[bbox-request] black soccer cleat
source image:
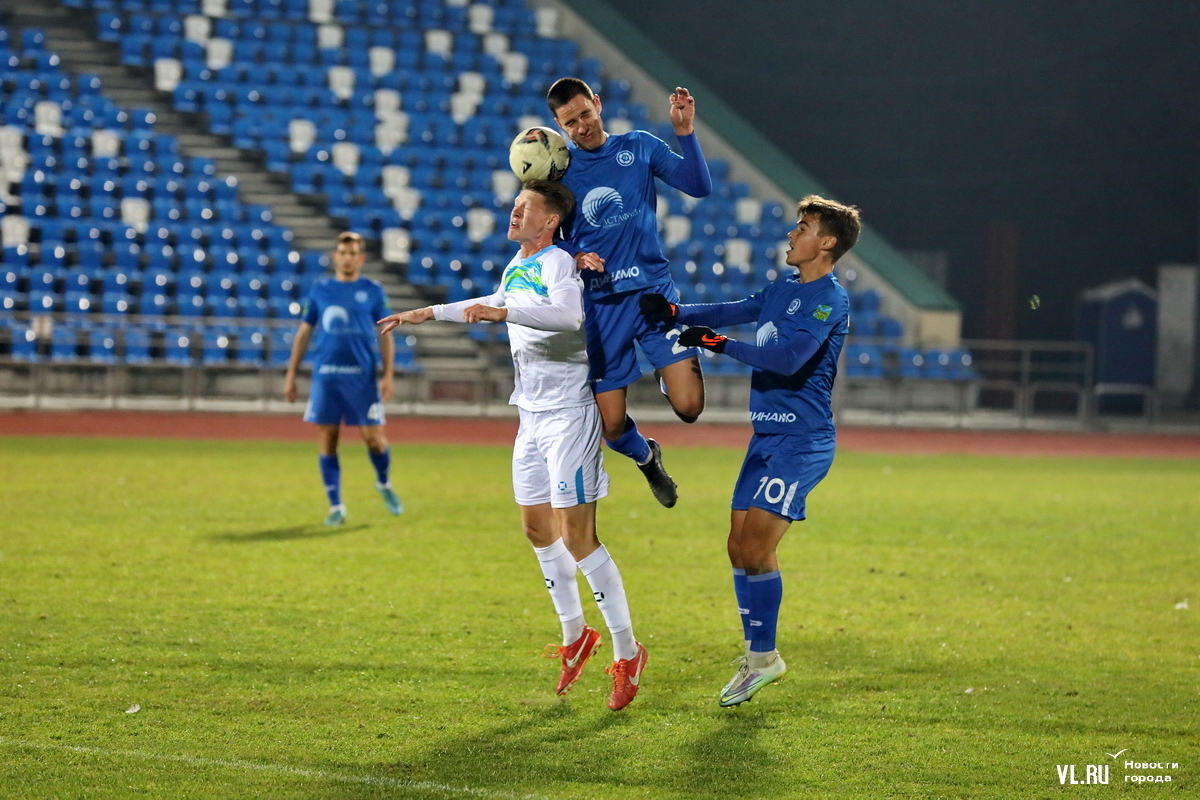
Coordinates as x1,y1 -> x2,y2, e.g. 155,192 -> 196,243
637,438 -> 678,508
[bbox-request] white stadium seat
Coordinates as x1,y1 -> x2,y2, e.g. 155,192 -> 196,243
288,118 -> 316,153
381,227 -> 412,263
368,47 -> 395,77
154,58 -> 182,93
184,15 -> 211,44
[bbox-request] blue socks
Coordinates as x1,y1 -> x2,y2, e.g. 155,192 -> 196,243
368,446 -> 391,486
318,454 -> 341,507
605,415 -> 651,464
746,571 -> 783,654
732,568 -> 751,642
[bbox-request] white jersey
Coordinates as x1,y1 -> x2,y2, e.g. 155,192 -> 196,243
432,245 -> 592,412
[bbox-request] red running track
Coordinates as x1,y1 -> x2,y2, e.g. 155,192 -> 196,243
1,410 -> 1198,459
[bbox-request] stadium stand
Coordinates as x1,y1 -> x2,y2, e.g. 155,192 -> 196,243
0,0 -> 977,409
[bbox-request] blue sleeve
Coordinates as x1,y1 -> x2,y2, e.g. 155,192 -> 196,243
301,287 -> 319,326
677,294 -> 761,328
723,329 -> 822,376
374,283 -> 391,321
649,132 -> 712,198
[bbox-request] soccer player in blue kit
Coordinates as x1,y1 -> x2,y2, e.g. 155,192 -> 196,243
283,232 -> 403,526
641,195 -> 861,706
548,78 -> 713,508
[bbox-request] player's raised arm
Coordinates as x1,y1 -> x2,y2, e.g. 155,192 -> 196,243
656,87 -> 711,198
669,87 -> 695,136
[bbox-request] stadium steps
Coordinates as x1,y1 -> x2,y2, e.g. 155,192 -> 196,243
5,0 -> 488,373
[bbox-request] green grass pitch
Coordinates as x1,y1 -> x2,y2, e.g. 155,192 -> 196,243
0,435 -> 1197,798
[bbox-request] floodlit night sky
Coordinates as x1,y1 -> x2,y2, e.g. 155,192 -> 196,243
605,0 -> 1200,338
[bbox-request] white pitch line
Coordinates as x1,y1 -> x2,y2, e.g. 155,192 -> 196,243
0,738 -> 553,799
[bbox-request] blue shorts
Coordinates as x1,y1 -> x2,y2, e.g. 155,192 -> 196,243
304,376 -> 384,426
731,433 -> 836,522
583,282 -> 699,394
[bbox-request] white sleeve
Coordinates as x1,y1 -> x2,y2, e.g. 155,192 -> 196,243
503,251 -> 584,332
431,289 -> 505,323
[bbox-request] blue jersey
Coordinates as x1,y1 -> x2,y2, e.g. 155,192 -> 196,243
681,273 -> 850,437
301,276 -> 391,379
561,130 -> 705,297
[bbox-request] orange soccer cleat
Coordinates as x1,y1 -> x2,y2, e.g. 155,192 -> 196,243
605,641 -> 648,710
542,626 -> 602,696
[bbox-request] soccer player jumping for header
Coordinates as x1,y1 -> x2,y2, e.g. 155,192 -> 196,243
284,231 -> 403,526
378,181 -> 648,710
548,78 -> 713,509
641,195 -> 860,706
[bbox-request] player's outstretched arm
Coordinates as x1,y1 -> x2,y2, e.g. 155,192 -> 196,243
377,307 -> 434,333
681,326 -> 823,376
463,304 -> 507,323
673,294 -> 761,329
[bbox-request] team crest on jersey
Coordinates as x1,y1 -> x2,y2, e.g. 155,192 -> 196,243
616,150 -> 635,166
812,304 -> 832,322
787,299 -> 802,314
355,290 -> 368,303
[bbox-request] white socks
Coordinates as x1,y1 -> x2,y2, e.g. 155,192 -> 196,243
532,539 -> 586,645
577,545 -> 637,661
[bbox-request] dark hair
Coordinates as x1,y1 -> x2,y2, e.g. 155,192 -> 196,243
796,195 -> 862,262
523,179 -> 575,221
336,231 -> 365,252
546,77 -> 594,115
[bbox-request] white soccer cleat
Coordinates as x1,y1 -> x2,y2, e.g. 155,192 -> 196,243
719,653 -> 786,707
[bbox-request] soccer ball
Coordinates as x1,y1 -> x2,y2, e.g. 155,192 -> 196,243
508,126 -> 570,182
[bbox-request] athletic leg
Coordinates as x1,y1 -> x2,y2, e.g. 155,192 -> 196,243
561,502 -> 646,709
359,424 -> 402,515
597,389 -> 677,508
656,356 -> 705,423
317,424 -> 346,525
720,507 -> 791,706
515,410 -> 601,695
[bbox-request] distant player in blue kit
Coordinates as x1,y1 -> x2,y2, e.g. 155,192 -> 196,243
640,195 -> 861,706
548,78 -> 713,508
283,231 -> 402,526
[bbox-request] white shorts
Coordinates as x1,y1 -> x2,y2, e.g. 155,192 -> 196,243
512,404 -> 610,508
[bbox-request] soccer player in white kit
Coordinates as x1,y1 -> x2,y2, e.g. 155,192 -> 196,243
378,180 -> 648,710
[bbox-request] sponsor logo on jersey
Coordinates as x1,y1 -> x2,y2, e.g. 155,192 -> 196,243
787,299 -> 802,314
616,150 -> 635,166
750,411 -> 798,423
581,186 -> 642,228
586,265 -> 641,290
812,304 -> 833,322
321,305 -> 350,332
756,320 -> 778,346
318,364 -> 365,375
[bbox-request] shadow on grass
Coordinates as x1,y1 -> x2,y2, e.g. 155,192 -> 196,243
207,523 -> 369,542
317,701 -> 782,799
